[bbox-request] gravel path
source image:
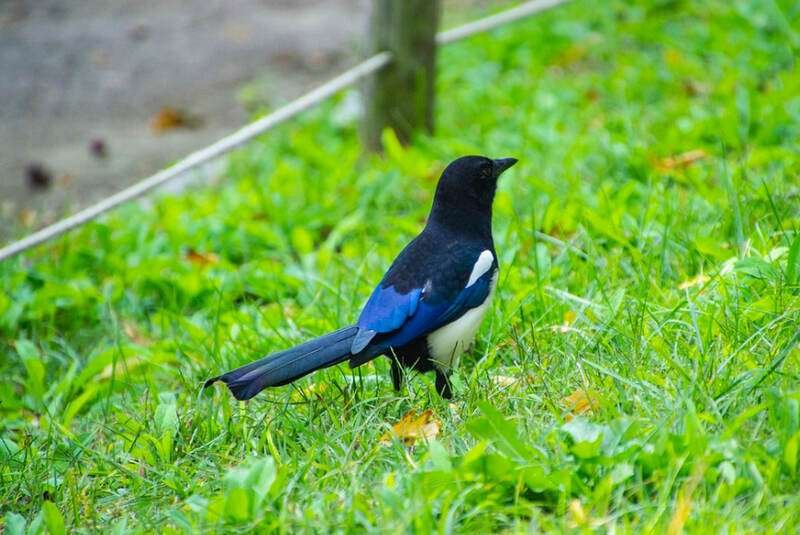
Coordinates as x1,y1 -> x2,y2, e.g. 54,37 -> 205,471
0,0 -> 366,241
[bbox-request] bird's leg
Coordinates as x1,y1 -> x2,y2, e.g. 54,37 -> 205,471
390,357 -> 403,391
435,370 -> 453,399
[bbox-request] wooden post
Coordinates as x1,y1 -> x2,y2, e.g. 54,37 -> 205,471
363,0 -> 441,152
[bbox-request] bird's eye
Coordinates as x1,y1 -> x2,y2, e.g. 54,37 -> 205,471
481,165 -> 492,179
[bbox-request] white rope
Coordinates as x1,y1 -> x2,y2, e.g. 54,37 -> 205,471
0,0 -> 568,262
437,0 -> 568,44
0,52 -> 391,262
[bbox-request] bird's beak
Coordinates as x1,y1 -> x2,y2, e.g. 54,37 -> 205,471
493,157 -> 518,177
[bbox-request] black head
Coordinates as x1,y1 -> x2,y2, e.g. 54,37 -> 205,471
429,155 -> 517,234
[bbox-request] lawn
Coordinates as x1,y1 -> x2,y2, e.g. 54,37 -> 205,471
2,0 -> 800,532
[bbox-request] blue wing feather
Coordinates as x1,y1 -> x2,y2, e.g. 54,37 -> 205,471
350,268 -> 494,360
351,285 -> 422,353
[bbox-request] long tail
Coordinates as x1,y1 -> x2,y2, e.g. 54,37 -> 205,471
205,325 -> 368,400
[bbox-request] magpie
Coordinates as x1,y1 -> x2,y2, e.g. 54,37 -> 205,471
205,155 -> 517,400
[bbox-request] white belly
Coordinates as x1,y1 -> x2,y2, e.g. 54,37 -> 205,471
427,272 -> 497,370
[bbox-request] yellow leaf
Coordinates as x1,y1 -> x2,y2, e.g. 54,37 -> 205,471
380,409 -> 440,447
19,209 -> 37,228
150,106 -> 202,134
668,463 -> 705,535
552,310 -> 576,334
569,499 -> 587,527
567,498 -> 605,528
563,388 -> 600,419
657,149 -> 708,171
668,490 -> 693,535
122,321 -> 150,346
491,375 -> 519,388
185,249 -> 219,267
678,273 -> 709,290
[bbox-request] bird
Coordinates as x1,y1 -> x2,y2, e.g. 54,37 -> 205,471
205,155 -> 517,400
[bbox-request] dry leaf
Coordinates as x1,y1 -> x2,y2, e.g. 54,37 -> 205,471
668,492 -> 692,535
569,499 -> 587,527
552,310 -> 576,334
150,107 -> 202,134
26,163 -> 52,190
19,209 -> 37,227
682,79 -> 709,97
495,338 -> 519,352
567,498 -> 604,528
563,388 -> 600,419
122,321 -> 150,346
380,409 -> 440,447
678,273 -> 709,290
668,463 -> 704,535
186,249 -> 219,267
657,149 -> 707,171
492,375 -> 519,388
89,139 -> 108,159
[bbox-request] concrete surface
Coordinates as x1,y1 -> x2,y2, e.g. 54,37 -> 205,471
0,0 -> 367,241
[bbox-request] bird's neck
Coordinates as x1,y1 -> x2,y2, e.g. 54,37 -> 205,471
427,202 -> 494,243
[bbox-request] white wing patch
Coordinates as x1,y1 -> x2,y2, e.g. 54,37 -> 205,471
428,272 -> 497,370
466,250 -> 494,288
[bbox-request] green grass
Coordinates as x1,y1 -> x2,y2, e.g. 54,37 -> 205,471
2,0 -> 800,532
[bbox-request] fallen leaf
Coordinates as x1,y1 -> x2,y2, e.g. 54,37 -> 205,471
122,321 -> 150,346
552,310 -> 576,334
19,209 -> 37,227
492,375 -> 519,388
89,139 -> 108,158
25,163 -> 52,190
563,388 -> 600,420
678,273 -> 709,290
668,462 -> 705,535
150,107 -> 202,134
668,493 -> 692,535
657,149 -> 708,171
380,409 -> 440,447
495,338 -> 519,352
682,79 -> 709,97
567,498 -> 605,528
186,249 -> 219,267
569,499 -> 587,527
